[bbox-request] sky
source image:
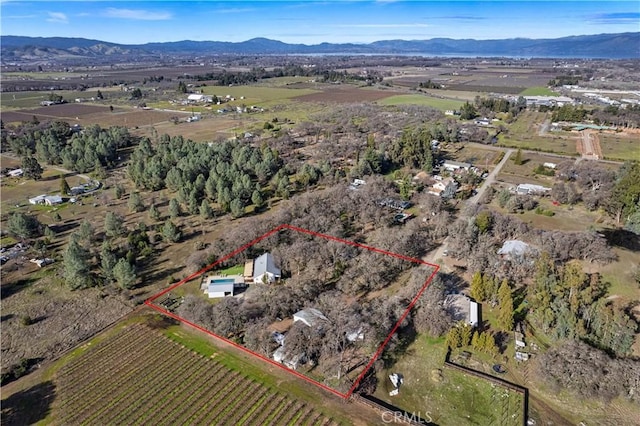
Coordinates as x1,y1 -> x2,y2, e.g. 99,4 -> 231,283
1,1 -> 639,45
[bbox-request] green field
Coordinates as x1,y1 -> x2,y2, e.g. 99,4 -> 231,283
376,94 -> 465,111
498,135 -> 578,156
519,87 -> 559,96
0,90 -> 106,109
200,85 -> 318,108
374,335 -> 524,425
599,133 -> 640,161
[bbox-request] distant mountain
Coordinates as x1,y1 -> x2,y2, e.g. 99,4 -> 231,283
2,33 -> 638,60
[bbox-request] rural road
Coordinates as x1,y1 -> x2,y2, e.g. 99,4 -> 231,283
424,148 -> 514,268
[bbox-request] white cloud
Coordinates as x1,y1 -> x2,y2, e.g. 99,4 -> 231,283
46,12 -> 68,24
333,23 -> 429,28
103,8 -> 172,21
215,7 -> 257,14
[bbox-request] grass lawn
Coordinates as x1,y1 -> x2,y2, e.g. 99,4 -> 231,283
598,247 -> 640,302
498,134 -> 578,156
599,133 -> 640,161
373,334 -> 523,426
519,87 -> 559,96
218,264 -> 244,275
376,94 -> 464,111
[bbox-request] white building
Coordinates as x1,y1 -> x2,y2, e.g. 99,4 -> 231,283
253,253 -> 281,284
293,308 -> 328,328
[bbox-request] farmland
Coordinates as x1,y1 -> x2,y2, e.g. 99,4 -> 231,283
377,94 -> 464,111
1,317 -> 372,425
599,132 -> 640,161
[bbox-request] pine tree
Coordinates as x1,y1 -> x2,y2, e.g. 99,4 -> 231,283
104,212 -> 125,238
128,191 -> 144,213
470,271 -> 486,302
22,156 -> 43,180
199,200 -> 213,220
471,330 -> 481,351
100,241 -> 117,283
168,198 -> 181,218
64,235 -> 91,290
113,258 -> 136,289
497,278 -> 514,331
445,326 -> 462,349
60,174 -> 71,196
483,274 -> 497,303
459,323 -> 473,347
148,203 -> 160,222
162,220 -> 181,243
513,148 -> 524,165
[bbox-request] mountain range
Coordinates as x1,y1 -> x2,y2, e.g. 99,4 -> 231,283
2,33 -> 639,60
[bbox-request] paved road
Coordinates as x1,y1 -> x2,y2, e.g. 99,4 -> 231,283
424,148 -> 514,268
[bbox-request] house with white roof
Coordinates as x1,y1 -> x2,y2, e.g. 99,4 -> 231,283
253,253 -> 281,284
293,308 -> 328,328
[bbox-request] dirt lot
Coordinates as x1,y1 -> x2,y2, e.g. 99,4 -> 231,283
294,86 -> 400,103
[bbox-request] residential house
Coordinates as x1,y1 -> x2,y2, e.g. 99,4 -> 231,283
201,275 -> 245,298
515,183 -> 551,195
497,240 -> 531,260
428,177 -> 458,199
44,195 -> 63,206
253,253 -> 281,284
444,294 -> 480,329
293,308 -> 328,328
442,160 -> 472,172
28,194 -> 47,205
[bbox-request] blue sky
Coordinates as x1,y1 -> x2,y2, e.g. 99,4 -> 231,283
1,1 -> 638,44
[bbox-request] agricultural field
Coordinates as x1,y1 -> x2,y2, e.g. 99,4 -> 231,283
498,111 -> 578,155
443,144 -> 504,170
599,132 -> 640,161
1,316 -> 376,425
497,152 -> 566,187
0,90 -> 106,110
294,86 -> 399,104
200,85 -> 319,108
377,94 -> 464,111
518,87 -> 560,96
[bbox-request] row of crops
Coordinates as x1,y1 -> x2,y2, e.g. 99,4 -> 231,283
53,324 -> 339,425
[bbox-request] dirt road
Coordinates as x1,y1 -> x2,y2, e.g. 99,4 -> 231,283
424,148 -> 513,266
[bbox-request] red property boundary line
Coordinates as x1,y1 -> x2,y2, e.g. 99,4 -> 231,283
145,224 -> 439,399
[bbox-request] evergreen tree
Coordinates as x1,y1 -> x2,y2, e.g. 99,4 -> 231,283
100,241 -> 117,283
114,184 -> 125,199
77,220 -> 94,246
251,189 -> 264,209
113,258 -> 136,289
60,174 -> 70,196
199,200 -> 213,220
21,156 -> 43,180
148,203 -> 160,222
445,326 -> 462,349
64,236 -> 91,290
470,271 -> 485,302
230,198 -> 245,218
6,212 -> 42,240
128,191 -> 145,213
104,211 -> 125,238
513,148 -> 524,165
497,278 -> 514,331
459,323 -> 473,347
483,274 -> 497,303
168,198 -> 181,218
162,220 -> 181,243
